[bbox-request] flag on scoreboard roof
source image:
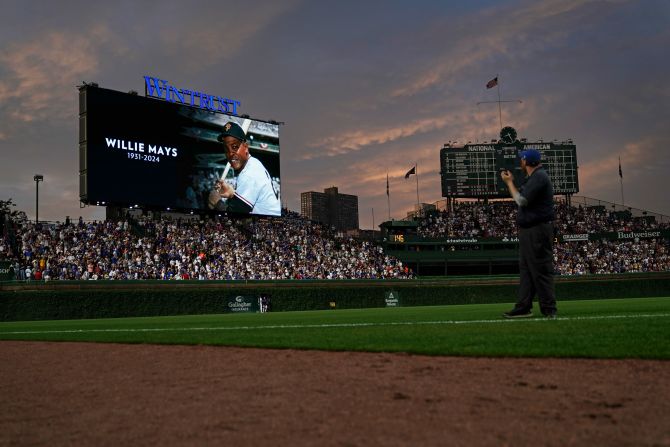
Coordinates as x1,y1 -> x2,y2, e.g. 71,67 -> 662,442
486,77 -> 498,89
386,172 -> 390,196
619,156 -> 623,178
404,166 -> 416,179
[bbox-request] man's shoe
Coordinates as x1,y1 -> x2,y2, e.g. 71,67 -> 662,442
502,309 -> 533,319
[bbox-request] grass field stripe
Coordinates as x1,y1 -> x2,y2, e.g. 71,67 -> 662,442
1,313 -> 669,336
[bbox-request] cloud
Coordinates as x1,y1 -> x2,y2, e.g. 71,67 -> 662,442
2,0 -> 665,228
0,25 -> 125,132
578,136 -> 656,193
299,97 -> 535,161
156,1 -> 301,72
293,0 -> 608,162
390,0 -> 620,98
303,115 -> 452,159
290,128 -> 456,223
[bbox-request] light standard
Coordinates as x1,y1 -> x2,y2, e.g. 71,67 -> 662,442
33,174 -> 43,223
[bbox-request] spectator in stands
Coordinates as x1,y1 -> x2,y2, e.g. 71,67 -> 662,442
500,149 -> 557,319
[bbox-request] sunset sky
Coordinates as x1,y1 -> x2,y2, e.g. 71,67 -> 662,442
1,0 -> 668,228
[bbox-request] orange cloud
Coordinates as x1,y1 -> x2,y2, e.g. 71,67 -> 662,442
578,138 -> 652,193
303,115 -> 453,159
300,99 -> 533,162
0,25 -> 123,127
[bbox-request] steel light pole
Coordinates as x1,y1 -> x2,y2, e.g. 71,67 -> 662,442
33,174 -> 43,223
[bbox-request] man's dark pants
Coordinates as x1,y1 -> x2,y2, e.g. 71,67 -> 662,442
516,222 -> 557,315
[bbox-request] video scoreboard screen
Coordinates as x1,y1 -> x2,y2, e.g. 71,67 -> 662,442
79,86 -> 281,216
440,142 -> 578,198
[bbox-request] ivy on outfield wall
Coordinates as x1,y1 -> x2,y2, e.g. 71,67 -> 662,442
1,274 -> 669,321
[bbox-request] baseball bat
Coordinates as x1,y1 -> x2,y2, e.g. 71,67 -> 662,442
221,162 -> 231,181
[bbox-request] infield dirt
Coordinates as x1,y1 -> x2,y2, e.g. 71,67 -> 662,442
1,341 -> 668,446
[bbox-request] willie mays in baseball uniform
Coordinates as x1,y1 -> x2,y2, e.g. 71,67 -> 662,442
208,121 -> 280,216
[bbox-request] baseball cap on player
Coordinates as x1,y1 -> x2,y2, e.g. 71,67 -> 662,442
519,149 -> 542,166
217,122 -> 246,142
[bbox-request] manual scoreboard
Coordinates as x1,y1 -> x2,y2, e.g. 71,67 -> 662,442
440,136 -> 578,198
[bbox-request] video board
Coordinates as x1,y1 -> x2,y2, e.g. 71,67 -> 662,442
79,86 -> 281,216
439,142 -> 578,198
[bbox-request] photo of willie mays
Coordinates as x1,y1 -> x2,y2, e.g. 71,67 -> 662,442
207,121 -> 281,216
175,110 -> 281,217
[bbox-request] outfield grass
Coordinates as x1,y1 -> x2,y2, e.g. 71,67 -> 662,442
1,297 -> 669,359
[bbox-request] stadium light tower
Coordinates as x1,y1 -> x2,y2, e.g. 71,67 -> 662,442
33,174 -> 43,223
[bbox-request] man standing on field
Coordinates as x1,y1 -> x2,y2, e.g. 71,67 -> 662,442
500,149 -> 557,319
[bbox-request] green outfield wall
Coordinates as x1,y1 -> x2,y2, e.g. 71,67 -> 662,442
1,273 -> 669,321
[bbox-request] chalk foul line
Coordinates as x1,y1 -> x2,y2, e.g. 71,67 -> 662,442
1,313 -> 669,336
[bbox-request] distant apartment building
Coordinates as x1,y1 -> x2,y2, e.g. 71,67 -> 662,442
300,186 -> 359,231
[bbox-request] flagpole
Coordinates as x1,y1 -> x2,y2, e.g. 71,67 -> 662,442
496,73 -> 502,129
415,163 -> 420,215
372,207 -> 375,231
477,75 -> 521,131
386,171 -> 391,221
619,156 -> 626,205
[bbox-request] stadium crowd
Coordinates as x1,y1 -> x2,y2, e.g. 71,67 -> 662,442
554,239 -> 670,275
418,201 -> 518,238
418,201 -> 670,238
5,212 -> 411,281
2,200 -> 669,281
